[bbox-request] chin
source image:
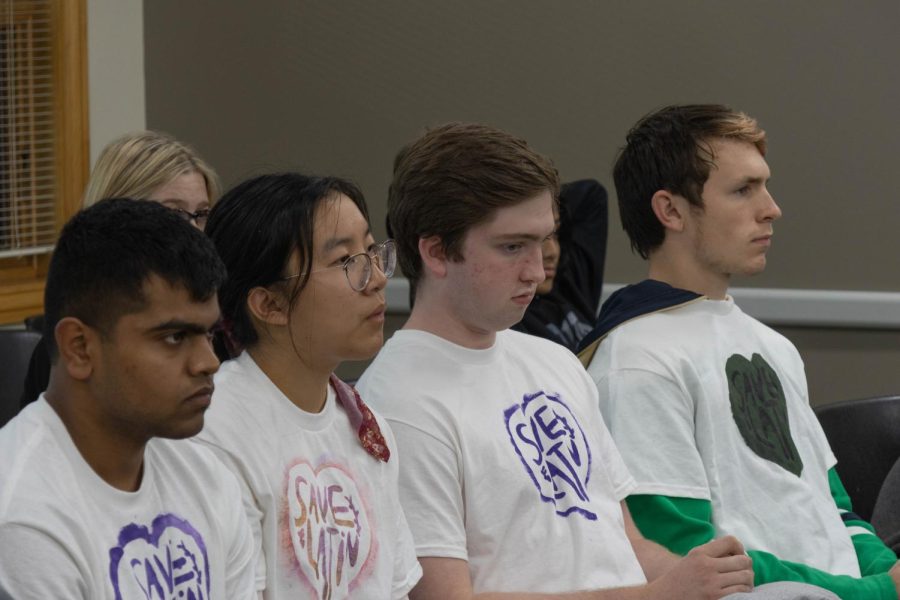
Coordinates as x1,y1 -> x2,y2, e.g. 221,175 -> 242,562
160,421 -> 205,440
742,260 -> 768,276
345,336 -> 384,362
498,312 -> 528,333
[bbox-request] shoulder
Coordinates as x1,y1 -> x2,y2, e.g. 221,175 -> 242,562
499,329 -> 600,401
147,438 -> 242,495
366,330 -> 441,369
358,335 -> 471,442
735,306 -> 797,346
0,402 -> 68,518
359,331 -> 449,397
500,329 -> 583,366
211,353 -> 261,401
731,308 -> 805,372
202,353 -> 274,435
503,327 -> 591,378
586,301 -> 713,382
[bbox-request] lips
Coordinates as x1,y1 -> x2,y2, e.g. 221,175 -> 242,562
367,304 -> 386,321
185,386 -> 213,408
512,291 -> 536,306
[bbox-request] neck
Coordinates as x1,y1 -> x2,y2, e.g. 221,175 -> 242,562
44,379 -> 146,492
647,250 -> 729,300
404,285 -> 497,349
248,341 -> 332,413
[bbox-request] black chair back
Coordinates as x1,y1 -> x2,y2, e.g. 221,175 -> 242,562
815,395 -> 900,522
0,329 -> 42,428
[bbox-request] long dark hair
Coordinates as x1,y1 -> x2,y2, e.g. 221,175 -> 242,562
205,172 -> 369,352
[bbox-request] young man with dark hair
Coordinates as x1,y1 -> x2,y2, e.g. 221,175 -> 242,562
357,122 -> 779,599
0,199 -> 255,599
580,104 -> 900,599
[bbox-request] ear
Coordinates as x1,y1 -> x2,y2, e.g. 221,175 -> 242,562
650,189 -> 688,233
418,235 -> 448,279
54,317 -> 95,381
246,285 -> 289,326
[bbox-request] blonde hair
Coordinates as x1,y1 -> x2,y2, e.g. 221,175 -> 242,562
82,131 -> 221,208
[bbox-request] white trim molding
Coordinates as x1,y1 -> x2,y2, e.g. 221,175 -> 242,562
715,286 -> 900,329
386,278 -> 900,330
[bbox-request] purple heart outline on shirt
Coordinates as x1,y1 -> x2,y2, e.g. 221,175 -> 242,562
505,391 -> 597,520
108,512 -> 210,600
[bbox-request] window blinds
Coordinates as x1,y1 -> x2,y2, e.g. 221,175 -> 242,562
0,0 -> 56,260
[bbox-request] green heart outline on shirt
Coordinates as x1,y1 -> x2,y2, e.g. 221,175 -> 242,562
726,352 -> 803,477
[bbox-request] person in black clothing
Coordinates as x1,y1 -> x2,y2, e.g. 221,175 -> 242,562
512,179 -> 608,351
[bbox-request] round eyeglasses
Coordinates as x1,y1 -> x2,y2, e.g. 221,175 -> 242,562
282,239 -> 397,292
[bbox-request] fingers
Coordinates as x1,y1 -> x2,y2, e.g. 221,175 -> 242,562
713,553 -> 753,574
695,535 -> 746,558
716,583 -> 754,598
715,564 -> 754,587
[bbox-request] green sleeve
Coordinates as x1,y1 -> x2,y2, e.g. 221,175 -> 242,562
626,493 -> 897,600
828,467 -> 898,575
625,494 -> 716,555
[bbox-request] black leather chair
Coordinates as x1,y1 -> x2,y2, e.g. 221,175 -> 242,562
872,458 -> 900,553
815,395 -> 900,522
0,328 -> 42,428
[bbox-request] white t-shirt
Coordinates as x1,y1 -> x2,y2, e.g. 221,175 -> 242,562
194,352 -> 421,600
586,297 -> 860,576
0,397 -> 256,600
357,329 -> 647,595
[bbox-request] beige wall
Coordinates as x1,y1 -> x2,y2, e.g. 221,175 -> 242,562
141,1 -> 900,405
87,0 -> 146,166
778,326 -> 900,407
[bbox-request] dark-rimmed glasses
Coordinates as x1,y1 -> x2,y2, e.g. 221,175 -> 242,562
171,207 -> 210,228
282,239 -> 396,292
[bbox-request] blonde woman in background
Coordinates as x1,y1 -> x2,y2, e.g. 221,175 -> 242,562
19,130 -> 221,407
82,130 -> 220,225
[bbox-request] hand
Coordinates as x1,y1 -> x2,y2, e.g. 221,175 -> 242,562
647,536 -> 754,600
888,561 -> 900,599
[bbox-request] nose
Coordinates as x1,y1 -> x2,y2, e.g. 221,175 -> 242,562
542,235 -> 560,264
366,259 -> 388,294
761,188 -> 782,222
523,244 -> 546,284
190,334 -> 221,378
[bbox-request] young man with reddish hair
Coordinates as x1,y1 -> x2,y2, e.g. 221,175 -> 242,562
580,104 -> 899,599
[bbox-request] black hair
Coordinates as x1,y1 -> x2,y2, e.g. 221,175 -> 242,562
44,198 -> 226,359
205,172 -> 368,351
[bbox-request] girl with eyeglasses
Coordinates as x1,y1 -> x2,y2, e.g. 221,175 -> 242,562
196,173 -> 421,600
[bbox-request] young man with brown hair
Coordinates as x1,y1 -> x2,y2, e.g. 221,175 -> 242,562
580,104 -> 899,599
356,122 -> 833,599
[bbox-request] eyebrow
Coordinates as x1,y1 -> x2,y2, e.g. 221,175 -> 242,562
492,232 -> 550,243
159,199 -> 210,210
322,228 -> 373,252
147,319 -> 216,335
